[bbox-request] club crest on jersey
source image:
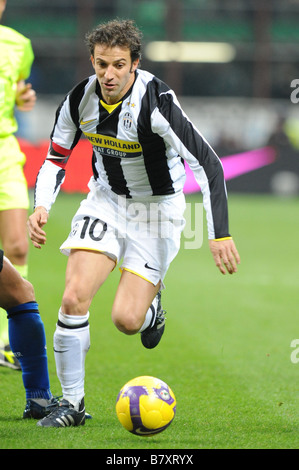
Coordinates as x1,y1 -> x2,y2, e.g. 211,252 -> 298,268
123,112 -> 133,130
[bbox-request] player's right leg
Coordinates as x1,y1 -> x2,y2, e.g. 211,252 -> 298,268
37,249 -> 115,427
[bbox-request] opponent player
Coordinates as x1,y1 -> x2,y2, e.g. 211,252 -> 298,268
0,249 -> 59,418
28,19 -> 240,428
0,0 -> 36,368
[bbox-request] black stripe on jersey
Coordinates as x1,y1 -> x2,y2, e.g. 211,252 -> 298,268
69,78 -> 89,127
91,150 -> 99,180
137,79 -> 175,196
68,80 -> 89,149
158,92 -> 211,166
157,92 -> 229,238
102,155 -> 131,197
97,96 -> 121,137
96,81 -> 113,133
96,87 -> 130,196
50,95 -> 67,142
51,79 -> 88,150
54,169 -> 66,193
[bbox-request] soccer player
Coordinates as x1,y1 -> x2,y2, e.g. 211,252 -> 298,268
0,0 -> 36,368
28,19 -> 240,428
0,249 -> 59,418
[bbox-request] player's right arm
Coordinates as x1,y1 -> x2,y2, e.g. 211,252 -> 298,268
28,154 -> 71,249
28,89 -> 82,249
27,157 -> 68,249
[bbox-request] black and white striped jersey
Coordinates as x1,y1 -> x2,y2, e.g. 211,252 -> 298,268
35,69 -> 230,239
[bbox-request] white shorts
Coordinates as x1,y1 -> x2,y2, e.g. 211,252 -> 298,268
60,178 -> 186,288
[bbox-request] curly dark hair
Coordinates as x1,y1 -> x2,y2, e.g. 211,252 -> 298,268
85,19 -> 142,62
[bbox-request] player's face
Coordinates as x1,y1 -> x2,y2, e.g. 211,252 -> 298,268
91,45 -> 139,104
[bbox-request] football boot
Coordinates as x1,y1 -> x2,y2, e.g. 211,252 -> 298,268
0,344 -> 21,370
37,398 -> 86,427
141,292 -> 166,349
23,396 -> 60,419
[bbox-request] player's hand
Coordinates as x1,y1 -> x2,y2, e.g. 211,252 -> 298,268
209,238 -> 240,275
16,82 -> 36,111
27,207 -> 49,249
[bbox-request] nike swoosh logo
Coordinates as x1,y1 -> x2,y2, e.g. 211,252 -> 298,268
135,427 -> 162,435
80,118 -> 96,125
53,348 -> 69,353
144,263 -> 159,272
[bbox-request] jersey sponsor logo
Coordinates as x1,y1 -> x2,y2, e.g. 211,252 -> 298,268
83,132 -> 142,158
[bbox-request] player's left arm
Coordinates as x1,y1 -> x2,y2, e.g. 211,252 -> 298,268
15,80 -> 36,111
209,238 -> 240,275
152,89 -> 241,274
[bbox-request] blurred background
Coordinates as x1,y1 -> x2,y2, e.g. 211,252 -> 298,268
3,0 -> 299,195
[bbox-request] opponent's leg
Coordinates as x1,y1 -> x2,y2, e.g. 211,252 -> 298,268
0,256 -> 57,418
0,209 -> 29,268
0,209 -> 28,369
38,249 -> 115,427
7,302 -> 59,418
0,256 -> 33,310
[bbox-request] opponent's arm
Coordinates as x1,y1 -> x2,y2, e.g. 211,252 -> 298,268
16,81 -> 36,111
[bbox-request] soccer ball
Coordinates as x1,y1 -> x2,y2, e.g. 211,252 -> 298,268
115,376 -> 176,436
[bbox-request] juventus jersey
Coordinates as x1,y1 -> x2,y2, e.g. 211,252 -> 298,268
35,69 -> 230,239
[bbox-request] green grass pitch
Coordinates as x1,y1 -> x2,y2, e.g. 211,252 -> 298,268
0,191 -> 298,449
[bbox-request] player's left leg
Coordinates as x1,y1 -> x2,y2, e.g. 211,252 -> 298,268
112,192 -> 186,349
111,270 -> 165,349
111,270 -> 159,334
